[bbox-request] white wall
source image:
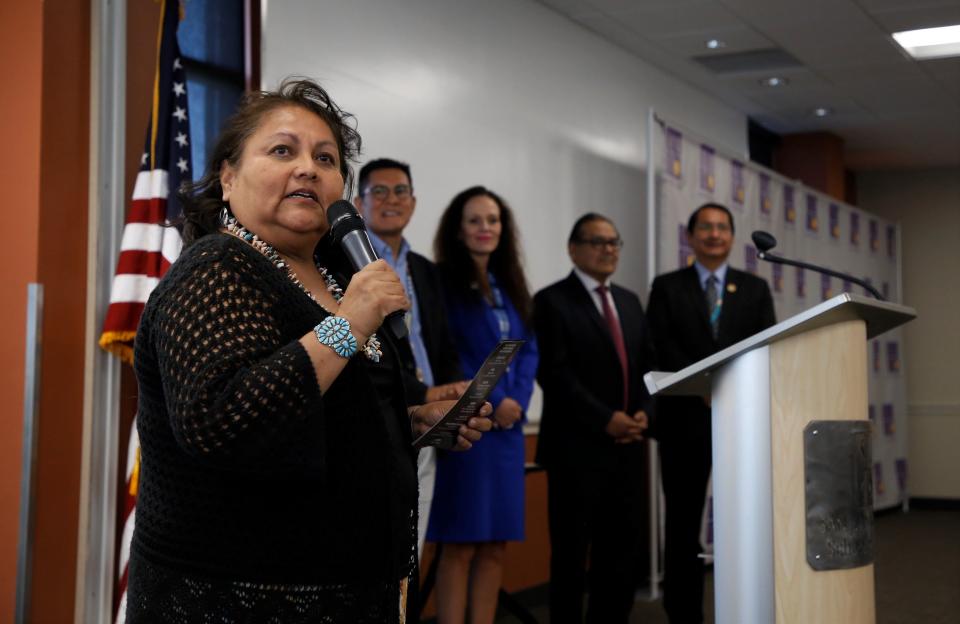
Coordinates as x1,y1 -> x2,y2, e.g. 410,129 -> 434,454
858,167 -> 960,500
262,0 -> 747,297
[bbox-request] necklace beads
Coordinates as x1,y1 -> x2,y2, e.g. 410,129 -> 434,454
222,212 -> 382,362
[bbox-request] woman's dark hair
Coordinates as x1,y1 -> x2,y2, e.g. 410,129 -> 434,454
434,186 -> 532,324
179,77 -> 362,245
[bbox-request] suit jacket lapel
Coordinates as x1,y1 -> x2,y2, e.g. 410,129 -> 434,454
610,285 -> 639,375
683,266 -> 712,333
564,273 -> 615,351
717,268 -> 745,339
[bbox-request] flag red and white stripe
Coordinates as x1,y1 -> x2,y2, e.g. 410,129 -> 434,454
100,1 -> 192,621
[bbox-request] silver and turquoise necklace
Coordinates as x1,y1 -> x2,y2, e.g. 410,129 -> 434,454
221,209 -> 382,362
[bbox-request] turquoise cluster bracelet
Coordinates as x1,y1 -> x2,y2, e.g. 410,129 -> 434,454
313,316 -> 358,359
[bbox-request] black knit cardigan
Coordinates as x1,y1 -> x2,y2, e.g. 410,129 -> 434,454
131,233 -> 417,590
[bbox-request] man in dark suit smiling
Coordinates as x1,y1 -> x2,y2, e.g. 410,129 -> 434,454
646,203 -> 776,623
354,158 -> 467,562
534,213 -> 656,623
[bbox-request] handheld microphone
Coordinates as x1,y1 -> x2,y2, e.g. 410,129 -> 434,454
750,230 -> 884,300
327,200 -> 409,339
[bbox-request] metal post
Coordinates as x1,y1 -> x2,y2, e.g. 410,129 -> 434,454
16,284 -> 44,624
644,107 -> 661,599
77,1 -> 126,622
711,346 -> 775,624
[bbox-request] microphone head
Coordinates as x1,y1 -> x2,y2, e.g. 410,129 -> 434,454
327,199 -> 367,244
751,230 -> 777,254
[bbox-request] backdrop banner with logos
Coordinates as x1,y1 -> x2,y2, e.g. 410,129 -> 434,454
652,119 -> 908,558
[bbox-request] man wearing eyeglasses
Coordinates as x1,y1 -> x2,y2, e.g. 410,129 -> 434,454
533,213 -> 657,623
646,202 -> 775,624
354,158 -> 468,564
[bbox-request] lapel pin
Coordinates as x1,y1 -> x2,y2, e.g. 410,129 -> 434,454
726,283 -> 737,293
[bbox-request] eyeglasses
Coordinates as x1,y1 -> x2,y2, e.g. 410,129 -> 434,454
362,184 -> 413,201
694,222 -> 732,233
575,237 -> 624,250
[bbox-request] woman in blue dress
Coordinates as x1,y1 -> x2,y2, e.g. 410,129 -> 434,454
428,186 -> 538,624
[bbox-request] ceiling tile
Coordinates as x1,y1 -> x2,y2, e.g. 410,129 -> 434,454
870,6 -> 960,32
536,0 -> 960,168
612,3 -> 744,36
586,0 -> 708,15
652,25 -> 775,56
535,0 -> 603,19
848,81 -> 955,115
857,0 -> 960,13
722,0 -> 866,30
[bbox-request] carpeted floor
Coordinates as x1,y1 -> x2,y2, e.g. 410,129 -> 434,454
488,508 -> 959,623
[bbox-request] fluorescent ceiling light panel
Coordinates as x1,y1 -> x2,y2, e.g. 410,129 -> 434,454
893,24 -> 960,60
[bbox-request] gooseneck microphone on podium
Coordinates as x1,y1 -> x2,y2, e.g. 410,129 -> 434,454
327,199 -> 409,339
751,230 -> 884,300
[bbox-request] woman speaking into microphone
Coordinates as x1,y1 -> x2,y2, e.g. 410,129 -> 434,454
127,78 -> 491,623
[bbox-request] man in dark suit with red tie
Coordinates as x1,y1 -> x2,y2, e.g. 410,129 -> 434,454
534,213 -> 657,623
646,203 -> 776,623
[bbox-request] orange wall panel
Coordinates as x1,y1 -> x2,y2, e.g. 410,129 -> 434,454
25,0 -> 91,620
0,2 -> 43,620
0,0 -> 89,620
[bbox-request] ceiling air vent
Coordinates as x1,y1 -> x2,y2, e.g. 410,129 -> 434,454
692,48 -> 802,74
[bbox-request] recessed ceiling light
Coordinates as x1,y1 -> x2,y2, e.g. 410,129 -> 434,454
893,24 -> 960,60
706,39 -> 726,50
759,76 -> 788,87
813,107 -> 832,117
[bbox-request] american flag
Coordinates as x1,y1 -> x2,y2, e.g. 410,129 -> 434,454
100,1 -> 192,620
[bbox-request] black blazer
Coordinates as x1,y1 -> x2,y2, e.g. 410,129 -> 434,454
533,272 -> 656,470
645,265 -> 776,437
395,250 -> 463,405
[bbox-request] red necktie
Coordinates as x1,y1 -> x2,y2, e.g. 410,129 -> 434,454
596,285 -> 629,410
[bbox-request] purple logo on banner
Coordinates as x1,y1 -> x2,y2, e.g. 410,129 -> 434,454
806,194 -> 818,232
873,341 -> 881,372
895,459 -> 908,493
820,273 -> 832,300
850,212 -> 860,247
772,263 -> 783,293
759,174 -> 771,216
667,128 -> 682,179
744,244 -> 758,274
796,267 -> 806,298
678,224 -> 694,268
882,282 -> 890,300
874,463 -> 885,496
829,203 -> 840,239
883,403 -> 895,435
887,224 -> 896,258
887,341 -> 900,373
700,145 -> 716,192
731,160 -> 745,205
784,185 -> 796,224
870,219 -> 879,252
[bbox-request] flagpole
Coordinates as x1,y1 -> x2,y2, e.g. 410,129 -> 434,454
77,0 -> 127,622
89,1 -> 194,620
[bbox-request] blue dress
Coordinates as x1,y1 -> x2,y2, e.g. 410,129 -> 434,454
426,278 -> 539,543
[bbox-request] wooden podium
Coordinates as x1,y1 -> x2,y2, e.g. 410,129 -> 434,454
644,293 -> 915,624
